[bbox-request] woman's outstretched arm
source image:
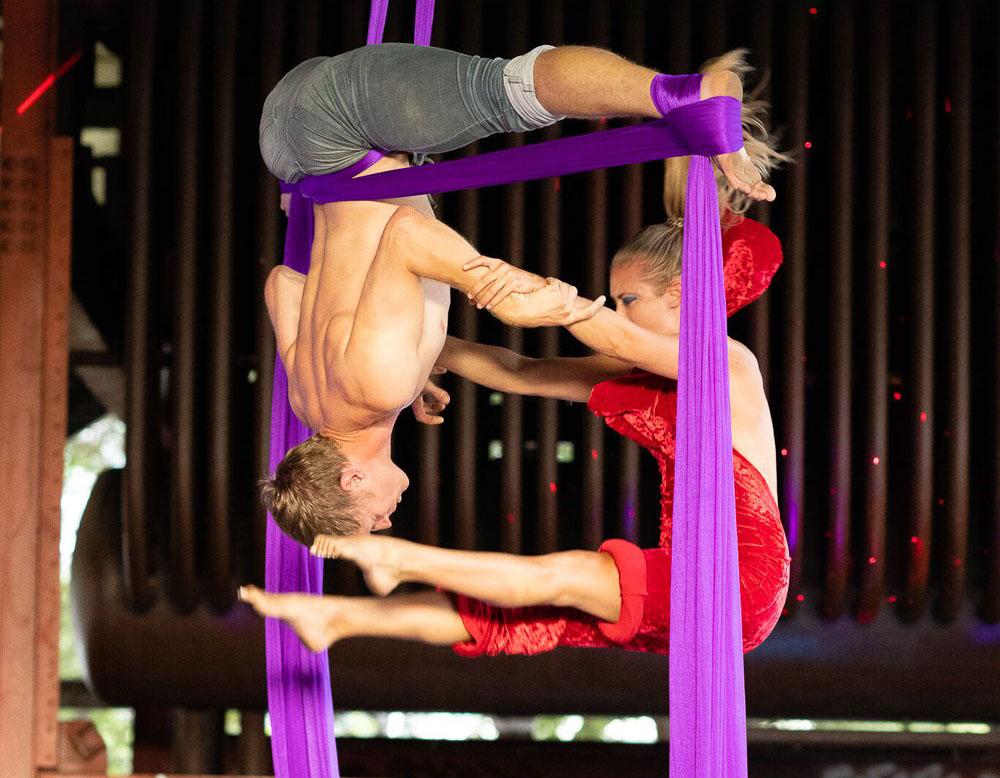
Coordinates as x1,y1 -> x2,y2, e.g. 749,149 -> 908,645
437,335 -> 630,403
564,303 -> 761,389
461,258 -> 757,384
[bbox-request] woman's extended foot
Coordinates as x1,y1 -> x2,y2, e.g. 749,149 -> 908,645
700,70 -> 776,203
238,585 -> 345,652
310,534 -> 405,596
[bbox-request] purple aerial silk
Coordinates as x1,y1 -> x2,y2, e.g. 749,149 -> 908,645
265,193 -> 340,778
670,153 -> 748,778
298,98 -> 741,203
266,3 -> 747,776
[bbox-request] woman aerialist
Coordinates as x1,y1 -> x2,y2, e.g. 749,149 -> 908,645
241,121 -> 792,656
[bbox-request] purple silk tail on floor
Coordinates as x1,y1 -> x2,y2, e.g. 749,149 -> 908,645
670,154 -> 748,778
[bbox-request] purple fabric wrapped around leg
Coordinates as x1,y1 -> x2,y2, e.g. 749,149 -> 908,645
300,98 -> 741,203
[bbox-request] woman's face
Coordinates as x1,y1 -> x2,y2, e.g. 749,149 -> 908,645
609,262 -> 681,335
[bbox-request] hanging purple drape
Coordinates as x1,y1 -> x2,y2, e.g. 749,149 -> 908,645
265,194 -> 340,778
266,3 -> 747,776
671,154 -> 747,778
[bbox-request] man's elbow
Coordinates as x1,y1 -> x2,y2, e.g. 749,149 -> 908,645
264,265 -> 285,314
383,205 -> 425,248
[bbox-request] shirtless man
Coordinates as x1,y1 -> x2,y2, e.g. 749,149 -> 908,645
258,43 -> 775,543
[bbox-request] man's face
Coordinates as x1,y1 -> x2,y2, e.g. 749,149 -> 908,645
353,462 -> 410,534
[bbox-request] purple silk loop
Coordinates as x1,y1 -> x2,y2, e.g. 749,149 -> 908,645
300,97 -> 742,204
650,72 -> 703,116
670,153 -> 747,778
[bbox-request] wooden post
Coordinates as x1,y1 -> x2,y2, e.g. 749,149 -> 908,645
38,137 -> 74,773
0,1 -> 64,777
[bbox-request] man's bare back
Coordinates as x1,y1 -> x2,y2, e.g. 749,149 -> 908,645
269,156 -> 446,434
264,154 -> 604,534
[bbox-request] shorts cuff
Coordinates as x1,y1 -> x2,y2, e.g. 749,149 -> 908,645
450,593 -> 491,657
503,44 -> 566,129
597,539 -> 647,643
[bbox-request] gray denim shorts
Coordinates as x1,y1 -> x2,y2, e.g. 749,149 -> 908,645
259,43 -> 563,183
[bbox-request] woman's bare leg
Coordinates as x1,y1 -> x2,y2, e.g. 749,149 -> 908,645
532,46 -> 773,201
239,586 -> 470,653
311,535 -> 623,623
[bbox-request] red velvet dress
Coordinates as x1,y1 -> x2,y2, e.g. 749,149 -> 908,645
453,215 -> 790,658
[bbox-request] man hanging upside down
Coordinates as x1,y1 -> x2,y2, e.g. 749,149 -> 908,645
258,43 -> 778,539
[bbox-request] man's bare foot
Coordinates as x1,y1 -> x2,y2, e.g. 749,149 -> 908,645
238,585 -> 344,653
310,534 -> 405,596
700,70 -> 776,203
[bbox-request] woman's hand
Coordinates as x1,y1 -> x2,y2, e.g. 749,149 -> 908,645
463,256 -> 546,310
410,368 -> 450,425
493,278 -> 607,328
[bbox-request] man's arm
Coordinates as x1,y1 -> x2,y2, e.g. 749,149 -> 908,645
264,265 -> 305,365
384,206 -> 605,326
385,205 -> 521,293
438,336 -> 631,402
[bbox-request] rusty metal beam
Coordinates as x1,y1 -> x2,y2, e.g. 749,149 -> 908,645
123,0 -> 158,612
858,0 -> 890,622
822,0 -> 854,622
900,0 -> 936,622
171,0 -> 203,612
938,0 -> 972,622
780,1 -> 809,616
206,0 -> 238,610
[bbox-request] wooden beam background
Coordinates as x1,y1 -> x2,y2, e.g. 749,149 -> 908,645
0,1 -> 65,776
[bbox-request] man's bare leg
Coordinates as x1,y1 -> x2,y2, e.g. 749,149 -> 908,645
311,534 -> 622,623
239,586 -> 471,653
533,46 -> 660,119
533,46 -> 773,201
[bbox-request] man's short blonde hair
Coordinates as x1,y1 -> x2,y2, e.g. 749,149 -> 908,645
259,434 -> 360,545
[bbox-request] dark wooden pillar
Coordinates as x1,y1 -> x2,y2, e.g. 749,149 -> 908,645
0,0 -> 67,774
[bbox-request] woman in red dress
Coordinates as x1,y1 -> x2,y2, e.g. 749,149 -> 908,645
241,212 -> 791,658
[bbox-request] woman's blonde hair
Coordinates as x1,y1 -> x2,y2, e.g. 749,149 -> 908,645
611,219 -> 685,293
663,49 -> 792,218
